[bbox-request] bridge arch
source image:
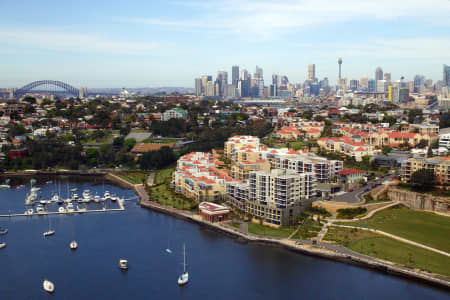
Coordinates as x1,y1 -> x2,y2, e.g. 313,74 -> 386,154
15,80 -> 79,98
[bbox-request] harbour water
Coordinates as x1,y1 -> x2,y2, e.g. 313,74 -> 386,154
0,178 -> 448,299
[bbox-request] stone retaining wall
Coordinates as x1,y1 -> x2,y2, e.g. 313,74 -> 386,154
388,187 -> 449,215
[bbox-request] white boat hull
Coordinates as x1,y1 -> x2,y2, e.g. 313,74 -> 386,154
43,280 -> 55,293
0,242 -> 6,249
43,230 -> 55,237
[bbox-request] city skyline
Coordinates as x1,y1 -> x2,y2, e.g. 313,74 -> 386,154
0,0 -> 450,87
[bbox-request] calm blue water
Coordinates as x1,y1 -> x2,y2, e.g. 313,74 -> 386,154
0,178 -> 448,300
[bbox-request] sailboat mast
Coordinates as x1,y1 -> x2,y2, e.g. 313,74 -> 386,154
183,244 -> 186,273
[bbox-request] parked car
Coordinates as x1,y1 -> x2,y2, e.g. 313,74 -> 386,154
349,189 -> 354,192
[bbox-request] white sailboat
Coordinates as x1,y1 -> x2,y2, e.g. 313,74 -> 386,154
177,244 -> 189,286
0,228 -> 7,235
70,219 -> 78,250
43,279 -> 55,293
43,216 -> 55,237
0,242 -> 5,249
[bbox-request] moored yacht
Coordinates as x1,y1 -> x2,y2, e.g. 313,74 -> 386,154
43,279 -> 55,293
70,240 -> 78,250
119,259 -> 128,270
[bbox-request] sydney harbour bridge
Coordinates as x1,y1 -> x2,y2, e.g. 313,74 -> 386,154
13,80 -> 85,99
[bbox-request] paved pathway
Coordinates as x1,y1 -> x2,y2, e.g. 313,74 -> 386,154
147,172 -> 155,186
334,201 -> 399,222
331,223 -> 450,258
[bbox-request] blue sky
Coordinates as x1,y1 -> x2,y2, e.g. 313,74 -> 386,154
1,0 -> 449,88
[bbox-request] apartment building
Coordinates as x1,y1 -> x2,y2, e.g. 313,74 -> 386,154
409,124 -> 439,135
226,169 -> 316,226
401,156 -> 450,185
224,135 -> 260,159
224,136 -> 343,182
318,136 -> 379,162
161,108 -> 188,121
172,152 -> 237,202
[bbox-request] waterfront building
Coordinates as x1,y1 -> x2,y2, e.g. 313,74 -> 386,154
199,202 -> 230,223
172,152 -> 237,202
401,156 -> 450,185
162,108 -> 188,121
227,169 -> 316,226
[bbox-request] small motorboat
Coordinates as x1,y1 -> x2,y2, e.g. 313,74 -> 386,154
58,207 -> 66,213
165,248 -> 172,254
26,208 -> 34,215
71,188 -> 77,192
104,191 -> 111,199
119,259 -> 128,270
0,242 -> 6,249
0,184 -> 10,189
43,230 -> 55,237
36,204 -> 45,214
0,228 -> 8,235
51,194 -> 59,202
66,203 -> 74,214
70,241 -> 78,250
94,195 -> 100,203
43,279 -> 55,293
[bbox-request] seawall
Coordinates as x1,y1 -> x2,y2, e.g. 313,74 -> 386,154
137,198 -> 450,290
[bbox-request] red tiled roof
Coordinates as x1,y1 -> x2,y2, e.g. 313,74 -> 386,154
338,168 -> 366,176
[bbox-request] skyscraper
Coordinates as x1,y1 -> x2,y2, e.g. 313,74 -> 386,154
349,79 -> 359,91
201,75 -> 212,94
384,73 -> 391,82
232,65 -> 239,87
217,71 -> 228,97
375,67 -> 383,81
444,64 -> 450,87
413,75 -> 424,94
254,66 -> 264,98
308,64 -> 316,81
360,77 -> 369,91
195,78 -> 202,96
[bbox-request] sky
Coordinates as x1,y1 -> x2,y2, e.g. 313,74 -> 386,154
1,0 -> 449,88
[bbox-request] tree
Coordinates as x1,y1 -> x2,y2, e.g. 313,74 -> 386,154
382,146 -> 392,155
410,169 -> 436,191
124,138 -> 137,151
416,139 -> 428,149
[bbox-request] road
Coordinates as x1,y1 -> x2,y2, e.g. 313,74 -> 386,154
333,174 -> 396,203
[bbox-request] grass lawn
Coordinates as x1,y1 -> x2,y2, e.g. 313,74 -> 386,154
230,222 -> 241,229
153,166 -> 175,185
292,218 -> 323,240
247,223 -> 296,238
336,207 -> 367,219
324,226 -> 450,277
148,166 -> 197,211
338,205 -> 450,253
149,183 -> 197,210
117,172 -> 148,185
288,141 -> 317,150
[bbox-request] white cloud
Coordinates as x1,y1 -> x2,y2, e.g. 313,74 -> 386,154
127,0 -> 450,39
0,29 -> 159,55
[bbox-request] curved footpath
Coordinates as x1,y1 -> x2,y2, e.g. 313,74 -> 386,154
128,184 -> 450,289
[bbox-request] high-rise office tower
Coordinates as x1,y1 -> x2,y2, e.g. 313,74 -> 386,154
217,71 -> 228,97
338,58 -> 343,81
384,73 -> 391,82
349,79 -> 359,91
308,64 -> 316,81
232,65 -> 239,87
254,66 -> 264,97
254,66 -> 263,80
375,67 -> 383,81
241,69 -> 249,81
444,64 -> 450,87
195,78 -> 202,96
201,75 -> 212,94
413,75 -> 425,94
368,79 -> 376,92
360,77 -> 369,91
